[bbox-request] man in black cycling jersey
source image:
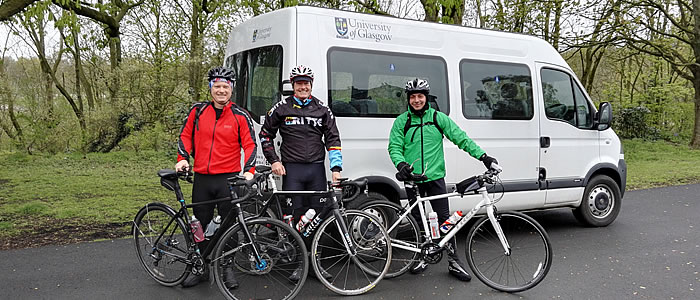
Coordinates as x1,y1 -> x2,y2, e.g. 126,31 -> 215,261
259,65 -> 342,280
389,78 -> 498,282
175,66 -> 257,288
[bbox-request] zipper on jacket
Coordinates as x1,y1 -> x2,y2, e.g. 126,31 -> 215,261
419,114 -> 425,177
206,116 -> 219,174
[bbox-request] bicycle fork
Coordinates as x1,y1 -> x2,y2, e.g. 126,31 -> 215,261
334,209 -> 359,256
484,195 -> 511,256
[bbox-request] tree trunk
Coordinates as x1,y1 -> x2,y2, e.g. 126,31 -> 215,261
551,0 -> 562,49
189,0 -> 203,103
691,73 -> 700,148
421,0 -> 438,22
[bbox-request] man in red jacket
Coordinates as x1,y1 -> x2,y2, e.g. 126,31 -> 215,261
175,66 -> 257,287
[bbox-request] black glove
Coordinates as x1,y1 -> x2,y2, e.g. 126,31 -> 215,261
395,162 -> 414,181
479,154 -> 498,170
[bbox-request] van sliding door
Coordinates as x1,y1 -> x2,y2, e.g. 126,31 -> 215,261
455,59 -> 543,211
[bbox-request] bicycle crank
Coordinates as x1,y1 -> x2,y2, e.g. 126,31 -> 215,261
420,242 -> 443,264
189,253 -> 206,276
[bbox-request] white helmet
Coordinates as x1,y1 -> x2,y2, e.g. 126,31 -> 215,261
405,78 -> 430,94
290,65 -> 314,83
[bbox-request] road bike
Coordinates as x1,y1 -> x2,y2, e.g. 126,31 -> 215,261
358,164 -> 553,292
243,165 -> 392,296
132,169 -> 308,300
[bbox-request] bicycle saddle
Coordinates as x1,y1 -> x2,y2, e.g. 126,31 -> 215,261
255,165 -> 272,173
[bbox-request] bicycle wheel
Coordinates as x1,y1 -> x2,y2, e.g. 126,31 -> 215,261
310,209 -> 391,296
213,217 -> 308,300
132,203 -> 191,286
359,200 -> 421,278
466,211 -> 552,292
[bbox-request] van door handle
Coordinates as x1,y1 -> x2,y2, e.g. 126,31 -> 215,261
540,137 -> 550,148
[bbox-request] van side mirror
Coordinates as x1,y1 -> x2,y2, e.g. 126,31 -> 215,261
281,79 -> 293,97
594,102 -> 612,131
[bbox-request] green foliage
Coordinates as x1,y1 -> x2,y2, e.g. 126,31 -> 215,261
119,122 -> 175,153
17,202 -> 49,215
623,139 -> 700,190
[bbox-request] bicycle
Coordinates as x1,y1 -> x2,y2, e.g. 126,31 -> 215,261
243,165 -> 392,296
358,164 -> 553,292
132,169 -> 308,300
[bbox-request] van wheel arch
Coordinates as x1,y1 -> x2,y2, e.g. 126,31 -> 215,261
344,176 -> 400,209
573,174 -> 621,227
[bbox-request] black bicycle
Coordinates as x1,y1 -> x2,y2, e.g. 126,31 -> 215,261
243,165 -> 392,296
132,169 -> 308,300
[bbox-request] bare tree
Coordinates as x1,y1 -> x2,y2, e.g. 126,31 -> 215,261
618,0 -> 700,148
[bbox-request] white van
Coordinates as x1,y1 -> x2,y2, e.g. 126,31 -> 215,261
224,6 -> 626,227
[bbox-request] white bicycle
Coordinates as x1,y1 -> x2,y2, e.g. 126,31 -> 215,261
358,164 -> 553,292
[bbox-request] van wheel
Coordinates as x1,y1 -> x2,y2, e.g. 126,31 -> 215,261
344,192 -> 390,210
573,175 -> 621,227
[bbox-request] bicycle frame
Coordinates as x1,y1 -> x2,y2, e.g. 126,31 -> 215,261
387,184 -> 512,256
139,175 -> 266,271
255,173 -> 360,256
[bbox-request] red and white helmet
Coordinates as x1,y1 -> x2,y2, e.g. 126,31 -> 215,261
290,65 -> 314,83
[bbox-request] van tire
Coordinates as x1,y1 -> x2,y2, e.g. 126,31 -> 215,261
573,175 -> 621,227
344,192 -> 390,210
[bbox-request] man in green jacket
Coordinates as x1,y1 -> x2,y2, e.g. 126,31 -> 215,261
388,78 -> 499,281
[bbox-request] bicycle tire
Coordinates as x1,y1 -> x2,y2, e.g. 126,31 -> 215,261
310,209 -> 391,296
132,203 -> 191,286
358,200 -> 421,278
466,211 -> 552,292
212,217 -> 308,300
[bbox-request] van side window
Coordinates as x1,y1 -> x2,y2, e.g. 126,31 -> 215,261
328,48 -> 449,117
541,68 -> 593,129
460,60 -> 534,120
225,45 -> 283,123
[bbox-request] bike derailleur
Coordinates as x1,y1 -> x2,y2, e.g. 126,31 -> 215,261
420,242 -> 443,264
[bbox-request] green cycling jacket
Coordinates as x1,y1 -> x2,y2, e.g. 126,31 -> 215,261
388,105 -> 486,182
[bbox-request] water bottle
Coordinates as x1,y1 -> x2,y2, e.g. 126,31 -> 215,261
190,215 -> 205,243
296,209 -> 316,232
428,212 -> 440,239
205,215 -> 221,237
283,215 -> 294,228
439,211 -> 463,234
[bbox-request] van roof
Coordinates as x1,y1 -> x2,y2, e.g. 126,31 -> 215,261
227,5 -> 569,69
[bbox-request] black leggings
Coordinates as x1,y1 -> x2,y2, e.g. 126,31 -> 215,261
406,178 -> 458,254
406,178 -> 450,225
283,162 -> 327,221
191,172 -> 237,234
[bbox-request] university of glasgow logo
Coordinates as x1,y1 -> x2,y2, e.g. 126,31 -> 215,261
335,17 -> 348,36
252,29 -> 258,42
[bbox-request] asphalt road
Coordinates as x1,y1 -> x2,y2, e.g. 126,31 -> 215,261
1,184 -> 699,299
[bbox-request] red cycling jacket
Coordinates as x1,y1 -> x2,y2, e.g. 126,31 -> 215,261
177,101 -> 257,174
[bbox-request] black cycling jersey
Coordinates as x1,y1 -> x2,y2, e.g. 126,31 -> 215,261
259,95 -> 342,171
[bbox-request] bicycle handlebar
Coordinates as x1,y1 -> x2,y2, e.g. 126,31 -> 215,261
176,170 -> 194,183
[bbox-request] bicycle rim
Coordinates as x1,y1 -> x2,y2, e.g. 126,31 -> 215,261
132,204 -> 190,286
213,217 -> 308,300
466,211 -> 552,292
360,200 -> 420,278
311,210 -> 391,296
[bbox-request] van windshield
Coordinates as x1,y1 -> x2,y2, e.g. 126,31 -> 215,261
328,48 -> 449,117
225,45 -> 283,124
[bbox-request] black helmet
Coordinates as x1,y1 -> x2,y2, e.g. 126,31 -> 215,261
405,78 -> 430,95
208,66 -> 235,82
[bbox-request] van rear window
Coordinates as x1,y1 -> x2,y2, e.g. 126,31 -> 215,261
226,45 -> 283,123
460,60 -> 534,120
327,48 -> 449,117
